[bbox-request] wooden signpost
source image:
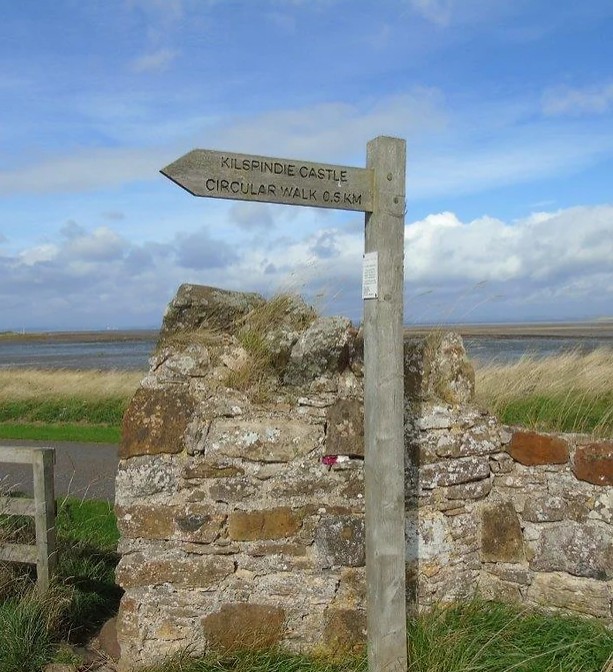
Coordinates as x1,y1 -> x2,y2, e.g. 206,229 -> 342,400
161,136 -> 407,672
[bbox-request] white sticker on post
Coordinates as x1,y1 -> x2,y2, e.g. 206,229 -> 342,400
362,251 -> 378,299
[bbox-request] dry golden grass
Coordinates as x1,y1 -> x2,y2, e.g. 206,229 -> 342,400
474,347 -> 613,437
475,347 -> 613,398
0,368 -> 143,402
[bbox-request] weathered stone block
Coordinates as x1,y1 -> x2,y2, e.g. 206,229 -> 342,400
445,477 -> 492,500
334,567 -> 366,607
120,387 -> 196,458
209,478 -> 257,503
183,462 -> 245,479
150,343 -> 211,380
508,430 -> 569,466
325,398 -> 364,457
202,603 -> 285,651
275,475 -> 340,499
117,554 -> 234,588
228,507 -> 301,540
421,456 -> 490,489
115,454 -> 179,501
283,316 -> 352,385
159,283 -> 265,337
323,608 -> 366,653
416,406 -> 453,430
573,442 -> 613,486
481,501 -> 524,562
522,495 -> 566,523
206,418 -> 321,463
528,522 -> 612,580
116,504 -> 225,543
404,332 -> 474,404
249,542 -> 309,558
526,572 -> 612,619
315,515 -> 365,567
590,491 -> 613,524
478,573 -> 523,603
489,453 -> 515,474
484,563 -> 532,586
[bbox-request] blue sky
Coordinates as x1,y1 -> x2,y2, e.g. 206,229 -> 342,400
1,0 -> 612,330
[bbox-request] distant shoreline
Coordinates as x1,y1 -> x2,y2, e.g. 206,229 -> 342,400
1,322 -> 613,343
0,329 -> 159,343
405,322 -> 613,340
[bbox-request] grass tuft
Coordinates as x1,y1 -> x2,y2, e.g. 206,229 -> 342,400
475,347 -> 613,437
140,648 -> 366,672
407,599 -> 613,671
0,586 -> 70,672
0,496 -> 121,669
224,294 -> 317,400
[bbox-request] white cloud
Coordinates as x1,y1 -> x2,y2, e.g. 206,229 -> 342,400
1,204 -> 612,328
63,226 -> 126,262
0,146 -> 168,195
18,244 -> 58,266
409,128 -> 613,199
542,83 -> 613,116
229,202 -> 276,231
215,91 -> 446,162
409,0 -> 452,26
405,206 -> 613,285
126,0 -> 184,21
130,48 -> 178,73
4,85 -> 612,206
0,91 -> 445,195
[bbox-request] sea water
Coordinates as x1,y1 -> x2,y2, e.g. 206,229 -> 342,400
0,331 -> 611,370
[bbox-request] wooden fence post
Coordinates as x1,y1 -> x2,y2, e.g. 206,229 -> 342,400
32,448 -> 57,591
363,136 -> 407,672
0,446 -> 57,591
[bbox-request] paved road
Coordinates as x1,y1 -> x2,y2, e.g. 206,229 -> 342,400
0,439 -> 118,502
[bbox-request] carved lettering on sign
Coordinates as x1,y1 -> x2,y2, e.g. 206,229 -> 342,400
161,149 -> 373,212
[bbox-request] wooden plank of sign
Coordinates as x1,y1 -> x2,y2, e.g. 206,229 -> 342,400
161,149 -> 374,212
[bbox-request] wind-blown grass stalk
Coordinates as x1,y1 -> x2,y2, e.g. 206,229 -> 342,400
475,347 -> 613,437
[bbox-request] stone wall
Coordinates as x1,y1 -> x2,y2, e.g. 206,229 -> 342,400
114,284 -> 612,670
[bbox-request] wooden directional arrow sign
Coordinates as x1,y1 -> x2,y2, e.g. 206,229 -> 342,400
161,149 -> 374,212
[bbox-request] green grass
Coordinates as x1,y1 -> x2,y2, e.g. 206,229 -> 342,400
0,497 -> 121,671
0,396 -> 126,443
0,397 -> 127,424
0,421 -> 120,443
496,392 -> 613,436
141,649 -> 366,672
406,599 -> 613,672
475,349 -> 613,438
0,589 -> 68,672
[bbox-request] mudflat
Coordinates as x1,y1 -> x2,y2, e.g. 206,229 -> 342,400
3,322 -> 613,342
0,329 -> 158,343
405,321 -> 613,339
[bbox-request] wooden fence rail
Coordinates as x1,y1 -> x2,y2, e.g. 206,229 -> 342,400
0,446 -> 57,591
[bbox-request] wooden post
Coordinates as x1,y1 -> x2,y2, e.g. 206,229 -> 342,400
32,448 -> 57,591
363,136 -> 407,672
